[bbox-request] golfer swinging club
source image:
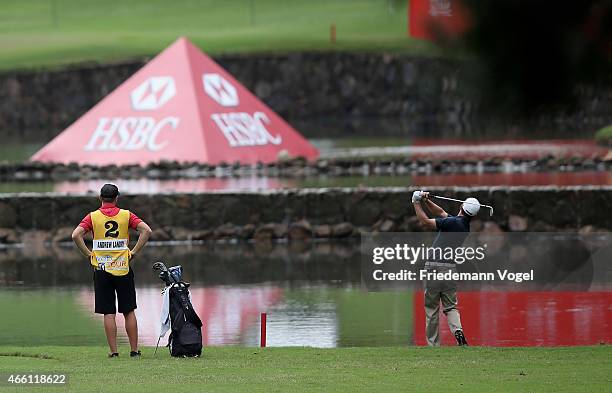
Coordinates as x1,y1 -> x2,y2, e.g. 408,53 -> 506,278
72,184 -> 152,357
412,190 -> 478,346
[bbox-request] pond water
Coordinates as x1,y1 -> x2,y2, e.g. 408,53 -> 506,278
1,240 -> 611,348
1,169 -> 610,195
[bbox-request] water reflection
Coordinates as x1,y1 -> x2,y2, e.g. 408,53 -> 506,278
414,291 -> 612,346
78,285 -> 285,347
54,177 -> 292,194
0,169 -> 606,195
1,241 -> 611,347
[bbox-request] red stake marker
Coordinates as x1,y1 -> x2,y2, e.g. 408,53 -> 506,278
260,312 -> 267,348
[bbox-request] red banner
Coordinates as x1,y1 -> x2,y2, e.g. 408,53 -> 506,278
409,0 -> 469,41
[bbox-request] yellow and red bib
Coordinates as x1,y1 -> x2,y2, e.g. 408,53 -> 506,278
90,209 -> 131,276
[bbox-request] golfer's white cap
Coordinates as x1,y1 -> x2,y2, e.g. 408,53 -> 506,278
462,197 -> 480,216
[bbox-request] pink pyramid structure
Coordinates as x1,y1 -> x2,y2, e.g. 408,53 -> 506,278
31,37 -> 319,165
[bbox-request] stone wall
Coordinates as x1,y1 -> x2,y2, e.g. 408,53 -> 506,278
2,53 -> 611,141
0,186 -> 609,245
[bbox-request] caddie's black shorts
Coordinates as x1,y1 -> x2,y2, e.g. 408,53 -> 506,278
93,269 -> 137,314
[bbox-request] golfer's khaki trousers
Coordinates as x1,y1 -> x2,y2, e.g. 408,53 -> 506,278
424,267 -> 463,346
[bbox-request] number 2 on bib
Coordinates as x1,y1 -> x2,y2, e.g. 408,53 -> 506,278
104,221 -> 119,238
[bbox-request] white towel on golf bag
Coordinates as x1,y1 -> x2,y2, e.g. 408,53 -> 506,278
158,286 -> 171,339
158,284 -> 194,339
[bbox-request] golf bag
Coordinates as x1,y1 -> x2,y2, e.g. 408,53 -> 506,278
167,282 -> 203,357
153,262 -> 203,357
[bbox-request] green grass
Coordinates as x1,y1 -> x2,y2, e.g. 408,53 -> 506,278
0,143 -> 44,163
329,137 -> 412,149
0,182 -> 54,194
297,175 -> 412,189
0,345 -> 610,392
0,0 -> 437,71
594,125 -> 612,146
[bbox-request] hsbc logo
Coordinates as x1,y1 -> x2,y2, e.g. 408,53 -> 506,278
131,76 -> 176,111
204,73 -> 283,147
211,112 -> 281,147
203,73 -> 239,107
84,117 -> 179,152
84,76 -> 179,152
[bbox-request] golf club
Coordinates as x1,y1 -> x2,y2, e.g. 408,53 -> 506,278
153,261 -> 173,286
152,261 -> 167,272
430,194 -> 494,217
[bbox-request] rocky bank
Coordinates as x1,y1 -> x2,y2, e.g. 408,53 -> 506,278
0,186 -> 609,245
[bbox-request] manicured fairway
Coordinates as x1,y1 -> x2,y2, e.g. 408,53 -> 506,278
0,0 -> 435,70
0,345 -> 610,392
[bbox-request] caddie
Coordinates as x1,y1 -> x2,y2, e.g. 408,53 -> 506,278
412,190 -> 478,346
71,184 -> 152,357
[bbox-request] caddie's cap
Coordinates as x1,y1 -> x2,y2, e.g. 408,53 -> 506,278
100,183 -> 120,199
